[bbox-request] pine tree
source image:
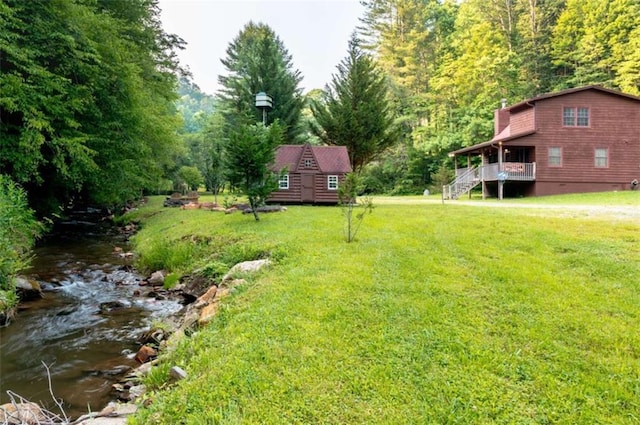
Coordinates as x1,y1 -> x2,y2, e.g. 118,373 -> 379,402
311,36 -> 397,172
218,22 -> 305,144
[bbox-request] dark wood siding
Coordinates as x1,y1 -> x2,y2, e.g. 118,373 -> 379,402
509,107 -> 535,135
531,90 -> 640,193
267,173 -> 344,203
312,174 -> 342,203
268,173 -> 302,203
298,149 -> 319,171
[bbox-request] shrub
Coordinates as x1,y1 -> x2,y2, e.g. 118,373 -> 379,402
0,175 -> 42,307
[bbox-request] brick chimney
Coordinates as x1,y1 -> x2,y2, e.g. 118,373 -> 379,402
494,98 -> 509,137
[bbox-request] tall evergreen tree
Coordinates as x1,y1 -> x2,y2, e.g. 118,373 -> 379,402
311,36 -> 397,172
218,22 -> 305,144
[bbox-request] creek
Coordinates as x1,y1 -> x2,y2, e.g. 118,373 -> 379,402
0,212 -> 182,419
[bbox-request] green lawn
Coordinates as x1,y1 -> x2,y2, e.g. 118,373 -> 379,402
127,194 -> 640,424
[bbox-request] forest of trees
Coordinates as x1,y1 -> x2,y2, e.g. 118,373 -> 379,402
1,0 -> 639,299
355,0 -> 640,193
181,0 -> 640,197
4,0 -> 638,215
0,0 -> 185,216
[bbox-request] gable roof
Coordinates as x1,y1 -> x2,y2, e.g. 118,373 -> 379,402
274,144 -> 352,173
508,85 -> 640,113
450,85 -> 640,156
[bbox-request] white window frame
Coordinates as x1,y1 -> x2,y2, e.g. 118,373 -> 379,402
279,174 -> 289,189
562,107 -> 575,127
562,106 -> 590,127
577,107 -> 590,127
327,175 -> 338,190
594,148 -> 608,168
548,147 -> 562,167
304,159 -> 312,168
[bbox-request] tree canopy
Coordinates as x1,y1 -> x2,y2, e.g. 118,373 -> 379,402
355,0 -> 640,194
224,122 -> 284,221
311,36 -> 397,173
0,0 -> 184,215
218,21 -> 305,144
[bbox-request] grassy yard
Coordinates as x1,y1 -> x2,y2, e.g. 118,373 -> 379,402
127,194 -> 640,424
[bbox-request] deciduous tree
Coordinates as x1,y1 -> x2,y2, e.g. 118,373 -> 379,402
224,122 -> 284,221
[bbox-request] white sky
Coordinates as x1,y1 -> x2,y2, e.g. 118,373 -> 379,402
158,0 -> 365,95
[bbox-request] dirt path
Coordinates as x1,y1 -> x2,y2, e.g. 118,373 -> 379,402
373,196 -> 640,221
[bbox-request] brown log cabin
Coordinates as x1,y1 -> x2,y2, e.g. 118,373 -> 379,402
267,144 -> 352,204
446,85 -> 640,199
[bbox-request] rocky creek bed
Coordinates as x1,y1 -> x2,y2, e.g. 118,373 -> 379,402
0,209 -> 271,424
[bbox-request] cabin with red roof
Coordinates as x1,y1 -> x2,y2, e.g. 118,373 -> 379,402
268,144 -> 352,204
446,85 -> 640,199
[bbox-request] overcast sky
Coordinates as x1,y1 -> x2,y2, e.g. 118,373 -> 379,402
158,0 -> 365,95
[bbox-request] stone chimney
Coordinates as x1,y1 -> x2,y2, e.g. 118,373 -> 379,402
494,99 -> 509,137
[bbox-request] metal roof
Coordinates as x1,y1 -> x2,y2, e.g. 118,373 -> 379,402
273,144 -> 352,173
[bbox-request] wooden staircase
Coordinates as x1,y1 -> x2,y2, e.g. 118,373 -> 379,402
443,167 -> 481,199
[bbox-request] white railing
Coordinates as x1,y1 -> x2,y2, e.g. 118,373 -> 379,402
480,162 -> 536,181
444,162 -> 536,199
444,166 -> 481,199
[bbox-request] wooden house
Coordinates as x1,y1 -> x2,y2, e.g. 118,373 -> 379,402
445,85 -> 640,199
267,144 -> 352,204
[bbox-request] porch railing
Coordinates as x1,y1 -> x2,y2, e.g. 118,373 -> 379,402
480,162 -> 536,181
443,166 -> 481,200
444,162 -> 536,199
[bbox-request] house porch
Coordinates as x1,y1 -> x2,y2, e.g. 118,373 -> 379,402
445,145 -> 536,200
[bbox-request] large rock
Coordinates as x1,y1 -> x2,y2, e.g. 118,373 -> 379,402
134,345 -> 157,363
0,402 -> 46,425
14,276 -> 42,301
148,271 -> 165,286
198,302 -> 220,326
221,259 -> 271,283
194,285 -> 218,308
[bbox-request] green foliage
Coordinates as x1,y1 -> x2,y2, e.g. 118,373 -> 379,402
338,173 -> 374,242
163,273 -> 180,289
197,261 -> 229,280
360,143 -> 434,195
552,0 -> 640,92
199,112 -> 227,199
218,22 -> 305,144
0,175 -> 42,307
129,193 -> 640,424
176,77 -> 217,133
177,166 -> 204,191
429,162 -> 454,193
125,196 -> 284,276
0,0 -> 184,215
224,122 -> 285,221
311,36 -> 398,172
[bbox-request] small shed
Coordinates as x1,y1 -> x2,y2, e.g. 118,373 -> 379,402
268,144 -> 352,204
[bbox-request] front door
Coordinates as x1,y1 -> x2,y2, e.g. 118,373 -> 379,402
301,174 -> 314,202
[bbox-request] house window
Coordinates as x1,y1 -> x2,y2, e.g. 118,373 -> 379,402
278,174 -> 289,189
548,147 -> 562,166
577,107 -> 589,126
595,148 -> 608,168
562,107 -> 575,126
304,159 -> 312,168
328,175 -> 338,190
563,107 -> 589,127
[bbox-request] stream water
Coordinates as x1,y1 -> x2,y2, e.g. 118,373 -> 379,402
0,214 -> 183,418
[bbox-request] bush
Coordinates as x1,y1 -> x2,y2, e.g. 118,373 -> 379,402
0,175 -> 42,308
